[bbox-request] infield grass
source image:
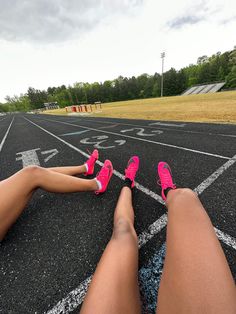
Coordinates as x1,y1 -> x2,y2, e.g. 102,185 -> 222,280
43,91 -> 236,123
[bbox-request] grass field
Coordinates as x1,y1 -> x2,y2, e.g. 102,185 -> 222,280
43,91 -> 236,123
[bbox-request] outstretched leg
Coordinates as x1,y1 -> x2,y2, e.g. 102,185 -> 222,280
48,164 -> 87,176
81,157 -> 141,314
157,162 -> 236,314
48,149 -> 98,176
0,154 -> 111,241
0,166 -> 98,241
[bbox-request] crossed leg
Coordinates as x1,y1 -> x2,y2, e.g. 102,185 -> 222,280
81,187 -> 141,314
0,164 -> 98,241
157,188 -> 236,314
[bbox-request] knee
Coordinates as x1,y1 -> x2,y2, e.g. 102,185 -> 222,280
23,165 -> 43,175
167,188 -> 197,203
21,165 -> 45,184
112,218 -> 137,242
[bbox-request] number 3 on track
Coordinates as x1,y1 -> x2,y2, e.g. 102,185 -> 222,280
80,135 -> 126,149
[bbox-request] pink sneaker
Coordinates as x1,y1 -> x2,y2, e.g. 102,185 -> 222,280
95,160 -> 113,194
125,156 -> 139,188
84,149 -> 99,175
157,161 -> 176,201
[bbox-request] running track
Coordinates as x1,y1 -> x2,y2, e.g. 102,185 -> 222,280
0,113 -> 235,313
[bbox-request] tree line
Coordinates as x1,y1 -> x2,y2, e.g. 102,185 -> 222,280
1,47 -> 236,113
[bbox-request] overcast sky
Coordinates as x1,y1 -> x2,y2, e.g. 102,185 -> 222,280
0,0 -> 235,102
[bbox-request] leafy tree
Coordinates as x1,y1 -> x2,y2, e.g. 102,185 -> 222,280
1,47 -> 236,112
27,87 -> 48,109
226,66 -> 236,88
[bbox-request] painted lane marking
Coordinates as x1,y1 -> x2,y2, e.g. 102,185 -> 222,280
149,122 -> 186,127
98,124 -> 119,129
43,118 -> 231,160
16,148 -> 59,167
46,276 -> 93,314
64,117 -> 236,139
41,149 -> 59,163
0,117 -> 14,153
80,135 -> 126,149
216,133 -> 236,138
61,130 -> 90,136
194,154 -> 236,195
214,228 -> 236,250
138,214 -> 167,247
16,148 -> 40,167
24,118 -> 236,313
121,127 -> 163,136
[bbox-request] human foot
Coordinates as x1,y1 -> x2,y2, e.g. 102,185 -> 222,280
95,160 -> 113,194
124,156 -> 139,188
157,161 -> 176,201
84,149 -> 99,175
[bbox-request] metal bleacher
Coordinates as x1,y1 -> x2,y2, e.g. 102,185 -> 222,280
207,82 -> 226,93
182,81 -> 225,95
183,86 -> 198,95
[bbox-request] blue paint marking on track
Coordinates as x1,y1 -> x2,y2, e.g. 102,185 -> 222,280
139,243 -> 166,313
60,130 -> 90,136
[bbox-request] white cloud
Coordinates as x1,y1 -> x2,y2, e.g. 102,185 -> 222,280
0,0 -> 143,43
0,0 -> 235,102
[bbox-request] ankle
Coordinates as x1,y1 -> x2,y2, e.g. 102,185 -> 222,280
123,178 -> 133,189
92,179 -> 101,191
84,163 -> 88,173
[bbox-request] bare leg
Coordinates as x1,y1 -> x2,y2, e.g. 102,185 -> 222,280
48,164 -> 87,176
81,187 -> 141,314
0,166 -> 98,241
157,188 -> 236,314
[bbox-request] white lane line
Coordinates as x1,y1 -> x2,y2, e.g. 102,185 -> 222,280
60,130 -> 90,136
24,117 -> 164,204
149,122 -> 186,127
216,133 -> 236,138
63,117 -> 236,139
42,118 -> 231,160
138,214 -> 167,248
214,228 -> 236,250
194,154 -> 236,195
0,117 -> 14,152
98,123 -> 119,129
24,118 -> 236,313
46,276 -> 93,314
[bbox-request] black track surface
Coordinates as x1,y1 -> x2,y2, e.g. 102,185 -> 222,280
0,114 -> 235,313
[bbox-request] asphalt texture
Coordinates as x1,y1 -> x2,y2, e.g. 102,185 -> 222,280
0,113 -> 235,313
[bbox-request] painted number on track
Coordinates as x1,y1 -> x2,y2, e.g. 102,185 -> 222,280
16,148 -> 59,168
80,135 -> 126,149
120,127 -> 163,136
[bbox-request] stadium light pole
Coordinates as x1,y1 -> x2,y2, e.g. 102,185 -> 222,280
161,52 -> 165,97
